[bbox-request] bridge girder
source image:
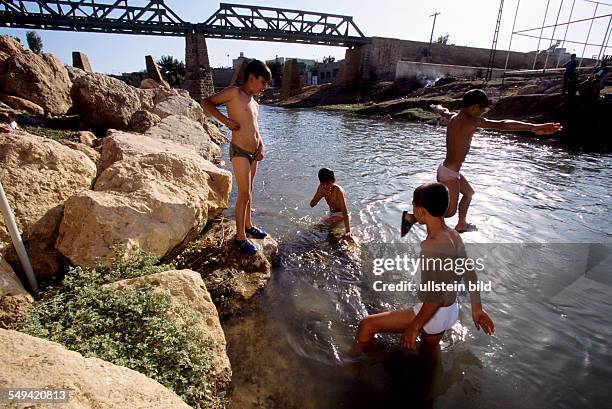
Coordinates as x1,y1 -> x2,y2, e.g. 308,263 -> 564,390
0,0 -> 370,46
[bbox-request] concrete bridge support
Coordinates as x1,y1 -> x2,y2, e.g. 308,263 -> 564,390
280,59 -> 302,98
184,31 -> 214,102
72,51 -> 92,72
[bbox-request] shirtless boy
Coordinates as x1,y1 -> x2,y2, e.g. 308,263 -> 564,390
310,168 -> 351,238
202,60 -> 271,254
402,89 -> 561,234
355,183 -> 494,352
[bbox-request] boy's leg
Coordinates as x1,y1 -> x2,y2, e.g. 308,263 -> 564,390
354,309 -> 416,347
455,174 -> 475,232
244,160 -> 258,229
439,178 -> 460,218
232,157 -> 252,240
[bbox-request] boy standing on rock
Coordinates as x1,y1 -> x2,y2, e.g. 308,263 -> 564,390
402,89 -> 561,235
202,60 -> 272,254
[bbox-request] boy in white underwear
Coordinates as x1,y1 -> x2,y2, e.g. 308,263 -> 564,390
310,168 -> 351,238
403,89 -> 561,234
355,183 -> 494,351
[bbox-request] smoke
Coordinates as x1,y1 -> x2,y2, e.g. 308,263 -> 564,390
415,71 -> 443,87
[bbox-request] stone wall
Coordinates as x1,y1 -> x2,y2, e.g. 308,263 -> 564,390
334,36 -> 596,85
396,61 -> 505,82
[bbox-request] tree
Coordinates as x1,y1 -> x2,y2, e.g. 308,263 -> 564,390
157,55 -> 186,86
435,33 -> 450,45
26,31 -> 43,53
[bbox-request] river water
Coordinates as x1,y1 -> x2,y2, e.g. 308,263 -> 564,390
220,106 -> 612,409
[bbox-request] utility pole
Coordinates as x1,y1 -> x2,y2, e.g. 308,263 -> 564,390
428,12 -> 441,56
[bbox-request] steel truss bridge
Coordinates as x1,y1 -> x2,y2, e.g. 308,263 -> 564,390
0,0 -> 370,47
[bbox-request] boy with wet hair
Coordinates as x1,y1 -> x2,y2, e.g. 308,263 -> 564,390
202,59 -> 272,254
402,89 -> 562,235
310,168 -> 351,238
355,183 -> 494,352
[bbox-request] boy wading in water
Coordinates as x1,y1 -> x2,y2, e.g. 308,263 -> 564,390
355,183 -> 494,352
310,168 -> 351,239
202,60 -> 271,254
402,89 -> 562,235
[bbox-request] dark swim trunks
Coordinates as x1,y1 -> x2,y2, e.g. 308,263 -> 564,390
229,142 -> 256,163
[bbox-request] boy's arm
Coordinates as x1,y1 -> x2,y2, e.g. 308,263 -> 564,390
201,87 -> 241,130
476,117 -> 562,135
400,303 -> 441,350
310,184 -> 326,207
460,245 -> 495,335
430,104 -> 454,121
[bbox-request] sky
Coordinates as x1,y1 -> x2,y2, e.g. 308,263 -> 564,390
1,0 -> 610,74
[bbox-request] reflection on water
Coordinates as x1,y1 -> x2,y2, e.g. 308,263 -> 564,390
222,106 -> 612,409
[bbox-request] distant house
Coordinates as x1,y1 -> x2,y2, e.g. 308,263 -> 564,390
317,60 -> 343,84
233,52 -> 252,69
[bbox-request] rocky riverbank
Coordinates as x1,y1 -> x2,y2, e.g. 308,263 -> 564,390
0,34 -> 276,408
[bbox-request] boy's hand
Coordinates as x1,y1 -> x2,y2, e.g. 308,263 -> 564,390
317,183 -> 333,197
532,122 -> 562,135
224,118 -> 241,131
254,143 -> 265,161
400,322 -> 420,350
472,307 -> 495,335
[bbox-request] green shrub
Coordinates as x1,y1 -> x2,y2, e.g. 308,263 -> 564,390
19,253 -> 222,408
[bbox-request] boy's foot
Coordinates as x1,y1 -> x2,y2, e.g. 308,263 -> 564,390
235,238 -> 257,254
455,223 -> 478,233
401,211 -> 416,237
245,225 -> 268,239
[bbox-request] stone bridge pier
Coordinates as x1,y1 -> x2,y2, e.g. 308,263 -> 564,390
184,31 -> 215,102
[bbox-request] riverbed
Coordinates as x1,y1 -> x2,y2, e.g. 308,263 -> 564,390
220,106 -> 612,409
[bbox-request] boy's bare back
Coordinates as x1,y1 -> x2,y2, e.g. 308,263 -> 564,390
444,112 -> 477,172
324,185 -> 347,213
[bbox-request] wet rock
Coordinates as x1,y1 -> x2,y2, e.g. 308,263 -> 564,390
0,257 -> 33,329
57,152 -> 229,268
110,269 -> 232,398
0,329 -> 192,408
0,94 -> 44,116
0,51 -> 72,116
71,72 -> 142,129
145,114 -> 221,160
176,219 -> 278,317
0,130 -> 96,277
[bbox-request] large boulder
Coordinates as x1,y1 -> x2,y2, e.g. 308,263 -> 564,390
129,109 -> 161,133
145,114 -> 221,160
71,73 -> 142,129
0,329 -> 192,408
0,257 -> 33,328
98,130 -> 231,206
0,94 -> 44,116
176,219 -> 278,317
0,51 -> 72,116
0,35 -> 24,65
57,151 -> 229,267
203,117 -> 230,145
152,95 -> 204,123
111,269 -> 232,397
0,130 -> 97,277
